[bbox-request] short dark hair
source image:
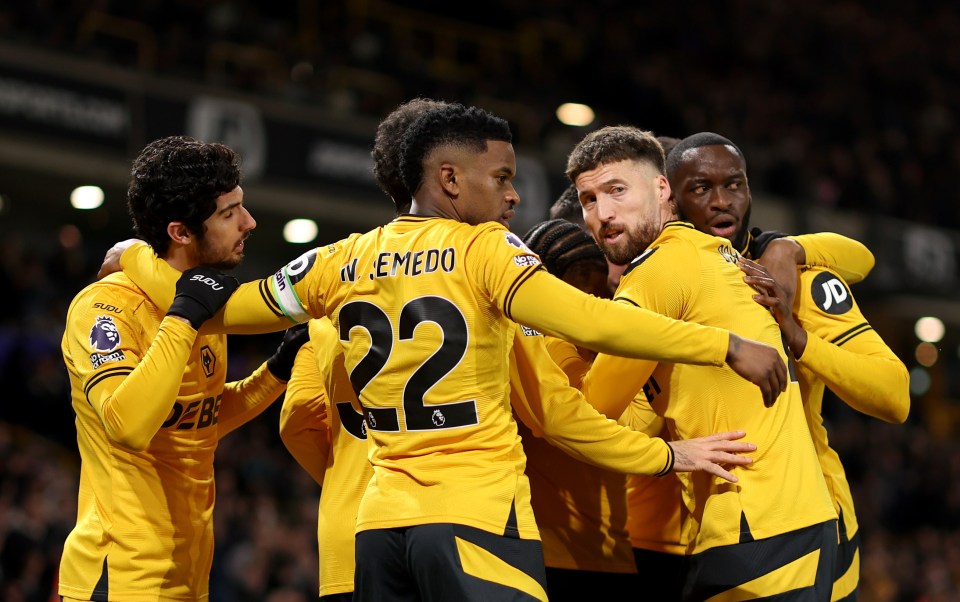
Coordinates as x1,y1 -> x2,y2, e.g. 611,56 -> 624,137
656,135 -> 682,158
566,126 -> 664,183
665,132 -> 745,181
127,136 -> 241,255
522,218 -> 606,280
548,184 -> 584,227
399,103 -> 512,195
372,98 -> 449,213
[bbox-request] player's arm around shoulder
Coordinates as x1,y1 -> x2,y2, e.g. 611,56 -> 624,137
118,240 -> 310,335
788,232 -> 875,285
794,266 -> 909,423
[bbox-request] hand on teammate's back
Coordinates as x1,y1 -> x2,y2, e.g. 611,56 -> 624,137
266,322 -> 311,381
725,334 -> 787,407
168,267 -> 239,329
668,430 -> 756,483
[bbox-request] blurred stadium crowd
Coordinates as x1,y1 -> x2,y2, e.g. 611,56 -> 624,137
0,1 -> 959,600
3,0 -> 959,228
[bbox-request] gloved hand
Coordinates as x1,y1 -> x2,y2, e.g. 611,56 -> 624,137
168,267 -> 239,329
266,322 -> 311,381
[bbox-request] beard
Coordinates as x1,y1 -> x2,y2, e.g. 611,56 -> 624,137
597,222 -> 658,265
196,235 -> 244,270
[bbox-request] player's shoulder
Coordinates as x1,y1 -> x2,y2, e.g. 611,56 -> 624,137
68,273 -> 148,319
796,265 -> 858,317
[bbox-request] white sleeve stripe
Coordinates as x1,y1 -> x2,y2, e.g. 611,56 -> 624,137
270,268 -> 311,322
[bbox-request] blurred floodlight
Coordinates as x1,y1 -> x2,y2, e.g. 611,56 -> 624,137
908,367 -> 931,396
70,186 -> 104,210
915,342 -> 938,367
556,103 -> 595,127
283,218 -> 318,243
914,316 -> 945,343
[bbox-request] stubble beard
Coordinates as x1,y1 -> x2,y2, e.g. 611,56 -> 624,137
599,223 -> 657,266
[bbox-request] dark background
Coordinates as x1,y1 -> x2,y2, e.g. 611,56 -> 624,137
0,1 -> 958,600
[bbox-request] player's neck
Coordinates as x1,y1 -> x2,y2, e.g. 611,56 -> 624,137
164,244 -> 197,272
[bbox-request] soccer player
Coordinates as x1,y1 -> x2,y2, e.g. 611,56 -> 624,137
667,131 -> 910,600
569,125 -> 840,600
278,98 -> 449,602
59,136 -> 307,601
518,218 -> 639,598
113,103 -> 787,601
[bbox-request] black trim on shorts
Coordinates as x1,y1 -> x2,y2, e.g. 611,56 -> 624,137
684,520 -> 835,601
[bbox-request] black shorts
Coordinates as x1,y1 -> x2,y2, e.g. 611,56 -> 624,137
683,520 -> 838,601
633,547 -> 686,600
543,566 -> 640,601
354,523 -> 548,602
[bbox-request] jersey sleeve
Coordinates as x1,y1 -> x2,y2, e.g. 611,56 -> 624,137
509,330 -> 674,476
465,226 -> 728,367
790,232 -> 875,285
119,241 -> 315,334
279,323 -> 333,486
794,267 -> 910,423
217,360 -> 287,439
542,336 -> 592,387
66,284 -> 199,451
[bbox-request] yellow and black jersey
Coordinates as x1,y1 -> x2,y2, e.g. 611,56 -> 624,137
516,334 -> 635,573
281,318 -> 371,597
616,395 -> 687,557
582,222 -> 836,554
121,216 -> 737,540
792,267 -> 909,541
59,273 -> 284,601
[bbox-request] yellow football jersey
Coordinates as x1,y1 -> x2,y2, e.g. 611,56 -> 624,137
281,317 -> 372,598
517,334 -> 636,573
59,273 -> 284,601
582,222 -> 837,554
792,266 -> 910,543
120,216 -> 741,541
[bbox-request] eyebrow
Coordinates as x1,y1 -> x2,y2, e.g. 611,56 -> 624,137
218,201 -> 243,215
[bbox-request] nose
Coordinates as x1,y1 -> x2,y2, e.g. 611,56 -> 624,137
507,183 -> 520,207
242,206 -> 257,231
595,195 -> 615,222
709,188 -> 732,211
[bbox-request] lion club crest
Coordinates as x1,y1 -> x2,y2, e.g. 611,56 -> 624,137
89,315 -> 121,352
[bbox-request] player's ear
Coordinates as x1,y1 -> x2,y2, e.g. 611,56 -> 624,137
167,222 -> 192,245
439,163 -> 459,198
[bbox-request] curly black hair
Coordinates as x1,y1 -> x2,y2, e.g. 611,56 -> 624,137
522,218 -> 606,280
127,136 -> 241,255
372,98 -> 449,214
399,103 -> 512,196
565,125 -> 664,184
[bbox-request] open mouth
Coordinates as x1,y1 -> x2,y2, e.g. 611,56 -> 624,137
709,219 -> 738,239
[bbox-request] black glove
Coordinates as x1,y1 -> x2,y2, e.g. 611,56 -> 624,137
168,267 -> 239,329
266,322 -> 311,381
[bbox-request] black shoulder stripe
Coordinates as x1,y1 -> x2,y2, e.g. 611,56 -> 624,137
612,296 -> 640,308
504,265 -> 543,321
258,279 -> 284,318
832,323 -> 873,347
621,247 -> 659,278
84,367 -> 134,405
